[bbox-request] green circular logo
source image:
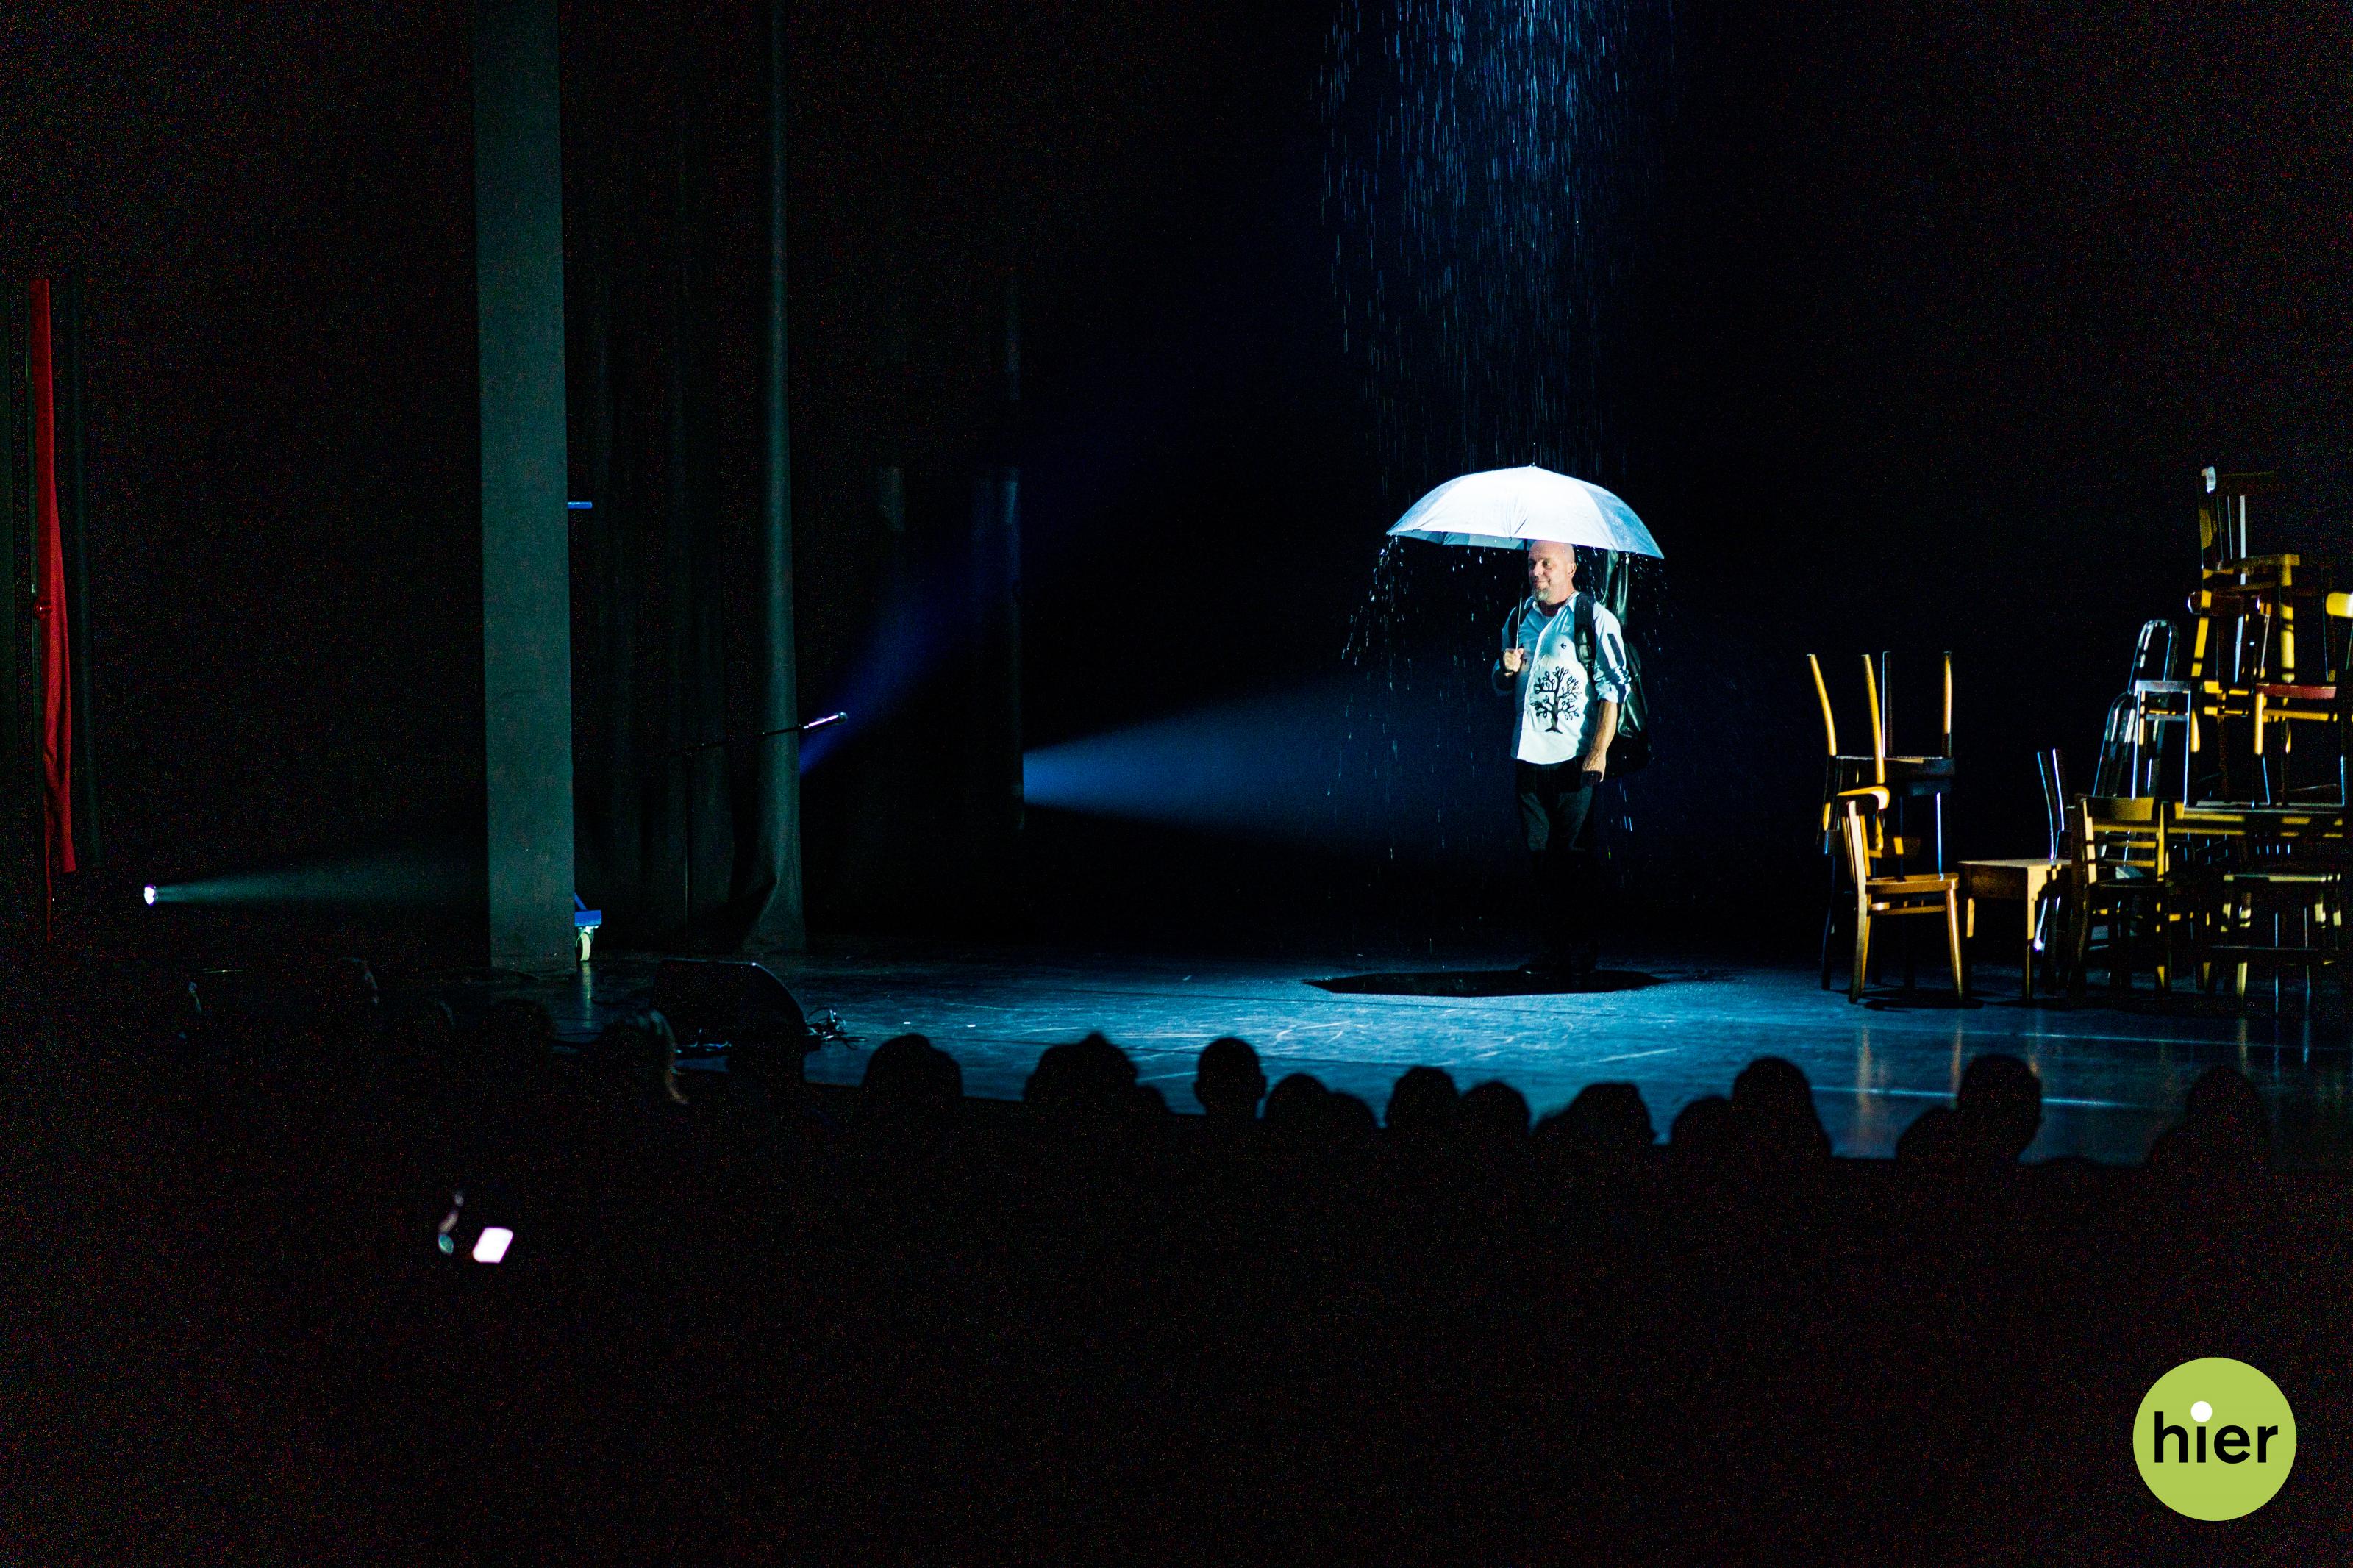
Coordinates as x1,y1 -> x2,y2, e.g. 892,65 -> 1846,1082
2134,1358 -> 2296,1520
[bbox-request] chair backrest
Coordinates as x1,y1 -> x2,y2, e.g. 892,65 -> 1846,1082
2035,749 -> 2068,862
2074,795 -> 2169,884
1805,654 -> 1848,763
1836,787 -> 1889,889
2196,468 -> 2275,572
2329,591 -> 2353,686
1830,785 -> 1940,884
1806,651 -> 1955,770
2092,695 -> 2136,799
2129,620 -> 2177,686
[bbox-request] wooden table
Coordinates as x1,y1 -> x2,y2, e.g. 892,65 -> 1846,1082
1959,857 -> 2066,999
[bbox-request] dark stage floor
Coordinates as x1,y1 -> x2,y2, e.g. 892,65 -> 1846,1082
482,944 -> 2353,1167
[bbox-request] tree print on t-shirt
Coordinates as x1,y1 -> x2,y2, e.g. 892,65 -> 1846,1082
1531,660 -> 1583,732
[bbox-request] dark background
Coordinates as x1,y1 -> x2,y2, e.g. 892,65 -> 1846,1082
4,0 -> 2348,959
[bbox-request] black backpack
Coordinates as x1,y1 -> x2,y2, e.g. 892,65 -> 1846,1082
1572,590 -> 1651,778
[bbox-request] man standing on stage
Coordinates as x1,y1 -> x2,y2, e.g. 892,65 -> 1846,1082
1493,538 -> 1630,975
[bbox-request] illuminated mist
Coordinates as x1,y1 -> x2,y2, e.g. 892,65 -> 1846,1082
1024,676 -> 1524,868
149,845 -> 479,909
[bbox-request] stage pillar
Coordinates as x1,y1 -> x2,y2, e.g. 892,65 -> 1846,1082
475,0 -> 576,974
743,0 -> 805,951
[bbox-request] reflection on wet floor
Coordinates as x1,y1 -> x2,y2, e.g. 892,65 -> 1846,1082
471,945 -> 2353,1167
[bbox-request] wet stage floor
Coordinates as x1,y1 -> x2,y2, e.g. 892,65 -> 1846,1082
506,945 -> 2353,1168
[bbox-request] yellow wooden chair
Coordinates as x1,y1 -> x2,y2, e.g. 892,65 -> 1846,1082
1832,784 -> 1966,1003
2185,554 -> 2342,801
2182,798 -> 2350,1005
1810,653 -> 1956,989
2068,796 -> 2185,992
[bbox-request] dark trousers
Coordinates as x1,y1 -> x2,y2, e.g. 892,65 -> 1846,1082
1516,760 -> 1602,960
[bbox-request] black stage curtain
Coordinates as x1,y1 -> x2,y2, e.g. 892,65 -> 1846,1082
566,3 -> 760,951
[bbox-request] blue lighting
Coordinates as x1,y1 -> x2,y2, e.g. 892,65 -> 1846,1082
800,574 -> 975,772
143,847 -> 477,908
567,500 -> 593,510
1022,679 -> 1521,865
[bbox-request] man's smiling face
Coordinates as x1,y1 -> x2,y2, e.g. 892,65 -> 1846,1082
1527,540 -> 1575,606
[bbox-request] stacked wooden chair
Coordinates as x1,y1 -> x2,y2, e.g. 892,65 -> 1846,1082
2093,620 -> 2191,801
2183,470 -> 2343,803
2067,796 -> 2189,993
2175,800 -> 2352,1005
1809,652 -> 1965,1001
1829,783 -> 1967,1003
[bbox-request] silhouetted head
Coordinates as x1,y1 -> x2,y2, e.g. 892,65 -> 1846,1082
1955,1054 -> 2043,1161
1895,1103 -> 1960,1167
2149,1065 -> 2269,1173
1460,1081 -> 1532,1143
1263,1072 -> 1331,1135
2185,1065 -> 2266,1145
1668,1095 -> 1740,1170
1542,1081 -> 1656,1153
860,1033 -> 963,1130
1318,1090 -> 1379,1141
1193,1037 -> 1268,1123
1385,1065 -> 1461,1138
1731,1056 -> 1831,1162
1024,1032 -> 1141,1129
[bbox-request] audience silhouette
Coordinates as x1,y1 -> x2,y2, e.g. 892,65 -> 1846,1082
1898,1053 -> 2046,1168
1460,1080 -> 1532,1143
2146,1063 -> 2271,1175
859,1032 -> 965,1133
1193,1037 -> 1268,1125
106,984 -> 2315,1565
1539,1081 -> 1656,1154
1730,1055 -> 1833,1164
1667,1093 -> 1742,1173
1385,1064 -> 1462,1138
1263,1070 -> 1331,1134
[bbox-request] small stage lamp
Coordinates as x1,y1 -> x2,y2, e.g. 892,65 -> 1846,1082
143,885 -> 157,906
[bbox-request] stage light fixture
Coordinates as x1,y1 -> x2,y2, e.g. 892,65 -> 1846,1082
143,884 -> 157,906
472,1227 -> 513,1264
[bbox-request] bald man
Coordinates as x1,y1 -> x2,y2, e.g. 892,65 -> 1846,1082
1493,539 -> 1630,975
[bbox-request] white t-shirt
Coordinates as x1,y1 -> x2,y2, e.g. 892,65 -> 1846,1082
1496,592 -> 1632,766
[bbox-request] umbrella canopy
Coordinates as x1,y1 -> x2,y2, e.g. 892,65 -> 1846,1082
1386,465 -> 1663,559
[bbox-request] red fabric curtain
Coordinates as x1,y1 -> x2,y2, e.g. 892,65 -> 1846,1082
29,279 -> 74,880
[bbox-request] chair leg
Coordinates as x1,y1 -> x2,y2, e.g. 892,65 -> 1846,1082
2038,887 -> 2071,993
1850,901 -> 1871,1004
1821,898 -> 1839,990
2335,893 -> 2352,1006
2069,894 -> 2093,996
1945,888 -> 1967,1000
